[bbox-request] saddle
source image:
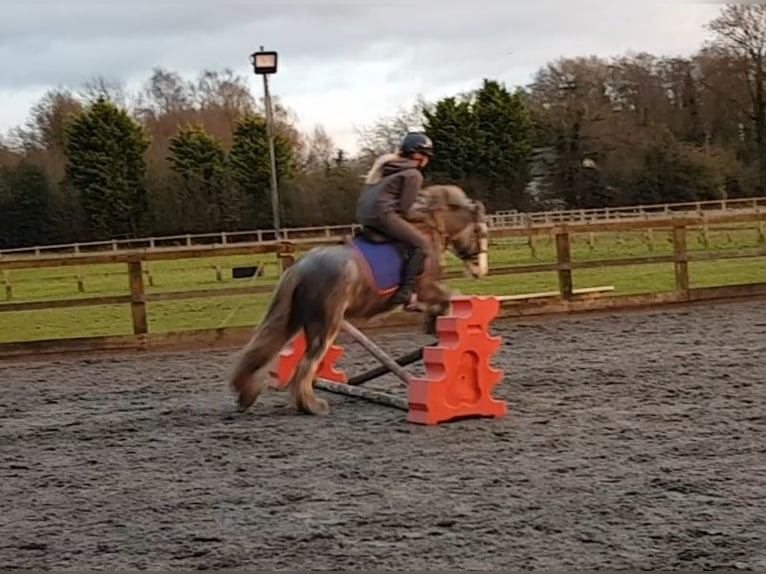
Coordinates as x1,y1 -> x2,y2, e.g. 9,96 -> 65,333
352,226 -> 413,261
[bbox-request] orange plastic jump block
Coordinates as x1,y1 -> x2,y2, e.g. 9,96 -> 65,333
268,331 -> 347,389
407,296 -> 507,425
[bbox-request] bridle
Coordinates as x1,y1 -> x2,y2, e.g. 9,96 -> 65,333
417,196 -> 487,266
449,202 -> 488,262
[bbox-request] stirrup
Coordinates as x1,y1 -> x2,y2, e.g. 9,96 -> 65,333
404,293 -> 421,311
390,289 -> 419,311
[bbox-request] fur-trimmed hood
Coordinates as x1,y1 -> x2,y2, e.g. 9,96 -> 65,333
362,153 -> 420,185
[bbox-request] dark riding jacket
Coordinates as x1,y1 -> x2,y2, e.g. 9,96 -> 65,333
356,158 -> 423,223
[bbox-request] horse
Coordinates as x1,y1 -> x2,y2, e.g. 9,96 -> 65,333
228,182 -> 490,416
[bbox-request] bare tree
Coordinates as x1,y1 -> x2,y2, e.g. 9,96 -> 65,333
136,67 -> 194,119
9,89 -> 82,152
354,98 -> 428,158
300,124 -> 335,171
78,75 -> 130,110
707,3 -> 766,188
194,69 -> 255,114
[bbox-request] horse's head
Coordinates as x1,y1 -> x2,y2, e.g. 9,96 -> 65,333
419,185 -> 489,279
449,199 -> 489,278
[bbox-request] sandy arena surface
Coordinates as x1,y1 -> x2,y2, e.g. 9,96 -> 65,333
1,299 -> 765,570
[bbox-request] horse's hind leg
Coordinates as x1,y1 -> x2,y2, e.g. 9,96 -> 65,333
282,250 -> 354,416
288,302 -> 344,415
231,321 -> 299,411
286,316 -> 344,416
229,266 -> 301,411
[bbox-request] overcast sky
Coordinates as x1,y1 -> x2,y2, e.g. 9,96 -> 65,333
0,1 -> 723,153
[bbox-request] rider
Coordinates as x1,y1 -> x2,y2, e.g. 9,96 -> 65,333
356,131 -> 435,308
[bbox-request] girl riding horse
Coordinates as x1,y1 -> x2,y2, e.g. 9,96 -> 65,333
356,132 -> 435,310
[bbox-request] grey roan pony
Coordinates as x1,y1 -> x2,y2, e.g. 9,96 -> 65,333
228,183 -> 490,416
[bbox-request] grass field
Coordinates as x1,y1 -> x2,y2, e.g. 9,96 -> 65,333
1,224 -> 764,344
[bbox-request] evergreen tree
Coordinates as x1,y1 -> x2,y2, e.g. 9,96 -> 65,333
0,168 -> 13,248
63,97 -> 150,239
168,123 -> 230,230
229,114 -> 295,228
423,96 -> 477,181
473,80 -> 534,209
424,79 -> 534,210
0,162 -> 52,248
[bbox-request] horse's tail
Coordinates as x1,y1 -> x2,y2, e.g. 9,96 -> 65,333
229,264 -> 302,410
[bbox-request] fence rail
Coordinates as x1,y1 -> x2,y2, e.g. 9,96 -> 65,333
1,196 -> 764,259
1,210 -> 765,360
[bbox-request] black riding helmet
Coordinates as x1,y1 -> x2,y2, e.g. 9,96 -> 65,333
399,132 -> 434,158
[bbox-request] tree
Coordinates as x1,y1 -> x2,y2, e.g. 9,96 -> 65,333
0,162 -> 52,248
78,75 -> 130,110
136,67 -> 194,120
167,124 -> 230,230
632,139 -> 722,205
229,114 -> 296,228
423,79 -> 534,210
281,153 -> 368,227
10,89 -> 83,153
422,96 -> 477,182
707,4 -> 766,190
472,80 -> 535,209
63,97 -> 151,239
355,99 -> 428,158
300,125 -> 336,172
0,140 -> 21,169
193,68 -> 257,144
193,68 -> 256,115
0,169 -> 12,248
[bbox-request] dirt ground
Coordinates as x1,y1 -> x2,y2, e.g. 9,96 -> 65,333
1,299 -> 765,571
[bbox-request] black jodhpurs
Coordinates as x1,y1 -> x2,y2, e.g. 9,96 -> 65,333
367,212 -> 431,254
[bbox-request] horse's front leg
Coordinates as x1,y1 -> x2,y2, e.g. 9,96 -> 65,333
414,278 -> 453,335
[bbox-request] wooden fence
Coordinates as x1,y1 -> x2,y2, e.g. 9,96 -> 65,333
1,196 -> 764,258
1,210 -> 765,360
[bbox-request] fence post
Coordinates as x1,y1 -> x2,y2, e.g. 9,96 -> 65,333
76,267 -> 85,293
756,206 -> 765,245
556,231 -> 573,300
278,241 -> 297,274
128,260 -> 148,335
2,270 -> 12,301
145,263 -> 155,287
527,231 -> 537,259
672,225 -> 690,298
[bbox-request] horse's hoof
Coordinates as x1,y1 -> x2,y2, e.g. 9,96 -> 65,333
237,387 -> 259,412
311,398 -> 330,416
294,396 -> 330,416
237,396 -> 254,412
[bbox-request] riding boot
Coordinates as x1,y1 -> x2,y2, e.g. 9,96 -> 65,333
390,249 -> 427,306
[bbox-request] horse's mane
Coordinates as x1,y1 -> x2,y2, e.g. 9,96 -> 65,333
420,184 -> 472,210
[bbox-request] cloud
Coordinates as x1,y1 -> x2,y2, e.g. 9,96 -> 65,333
0,0 -> 723,151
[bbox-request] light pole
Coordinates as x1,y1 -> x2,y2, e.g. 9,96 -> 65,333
250,47 -> 280,234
